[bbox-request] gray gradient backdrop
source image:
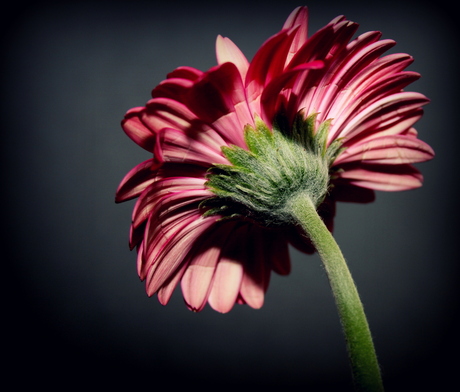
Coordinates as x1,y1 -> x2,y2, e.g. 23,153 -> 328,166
3,1 -> 458,390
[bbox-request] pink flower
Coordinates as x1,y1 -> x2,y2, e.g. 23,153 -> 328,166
116,7 -> 434,313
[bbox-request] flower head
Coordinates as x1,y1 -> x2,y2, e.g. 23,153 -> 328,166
116,6 -> 434,313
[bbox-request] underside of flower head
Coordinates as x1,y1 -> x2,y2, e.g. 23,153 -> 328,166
116,6 -> 434,313
203,112 -> 344,227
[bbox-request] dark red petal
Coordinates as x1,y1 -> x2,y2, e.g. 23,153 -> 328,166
266,230 -> 291,275
260,61 -> 323,124
183,62 -> 248,124
246,27 -> 300,99
238,225 -> 269,309
166,66 -> 203,81
288,16 -> 358,69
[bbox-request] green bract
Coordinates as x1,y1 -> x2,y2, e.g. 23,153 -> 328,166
202,112 -> 344,226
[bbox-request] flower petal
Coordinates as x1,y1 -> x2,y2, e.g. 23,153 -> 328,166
121,107 -> 156,151
336,92 -> 429,141
215,35 -> 250,80
261,61 -> 324,124
139,182 -> 212,281
288,15 -> 358,69
246,27 -> 300,101
115,159 -> 157,203
150,77 -> 194,101
144,213 -> 216,296
180,224 -> 232,312
155,127 -> 229,166
143,97 -> 203,134
151,66 -> 203,100
131,176 -> 210,229
282,6 -> 309,63
312,38 -> 397,122
207,227 -> 246,313
165,66 -> 203,81
157,261 -> 188,306
267,232 -> 291,275
336,134 -> 435,165
182,62 -> 253,147
238,226 -> 268,309
335,163 -> 424,191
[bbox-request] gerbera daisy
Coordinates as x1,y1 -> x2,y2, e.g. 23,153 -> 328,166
116,6 -> 434,315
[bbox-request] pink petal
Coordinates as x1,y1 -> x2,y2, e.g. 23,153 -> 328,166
282,6 -> 309,62
336,163 -> 424,191
140,210 -> 192,281
208,260 -> 244,313
151,67 -> 203,101
297,34 -> 391,121
129,220 -> 146,250
115,159 -> 157,203
182,62 -> 253,147
154,127 -> 229,166
144,214 -> 216,296
325,54 -> 416,142
336,92 -> 429,141
207,228 -> 246,313
157,261 -> 188,306
121,107 -> 156,151
312,38 -> 397,121
326,74 -> 422,143
336,135 -> 435,165
180,225 -> 231,312
215,35 -> 250,80
131,176 -> 210,229
141,198 -> 208,280
184,62 -> 247,121
143,98 -> 203,134
288,15 -> 357,70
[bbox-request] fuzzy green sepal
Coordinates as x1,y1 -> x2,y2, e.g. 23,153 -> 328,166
202,112 -> 344,226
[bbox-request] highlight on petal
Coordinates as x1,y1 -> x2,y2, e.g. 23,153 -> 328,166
216,35 -> 250,80
180,224 -> 231,312
207,226 -> 246,313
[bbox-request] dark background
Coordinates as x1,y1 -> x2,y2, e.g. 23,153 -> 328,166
3,1 -> 458,390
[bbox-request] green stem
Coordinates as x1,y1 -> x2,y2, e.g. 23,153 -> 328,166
287,192 -> 384,392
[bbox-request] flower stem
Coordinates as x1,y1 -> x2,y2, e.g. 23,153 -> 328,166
287,192 -> 384,392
